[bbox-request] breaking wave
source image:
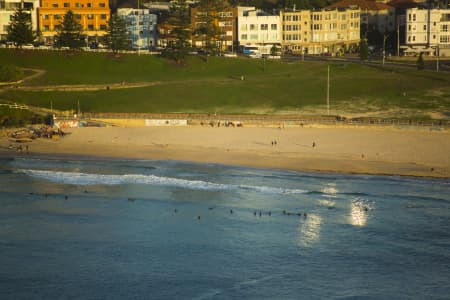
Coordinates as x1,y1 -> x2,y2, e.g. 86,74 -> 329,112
18,169 -> 307,195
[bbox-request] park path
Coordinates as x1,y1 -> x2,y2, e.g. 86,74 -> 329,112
1,72 -> 247,92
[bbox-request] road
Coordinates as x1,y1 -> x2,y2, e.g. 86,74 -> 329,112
282,54 -> 450,72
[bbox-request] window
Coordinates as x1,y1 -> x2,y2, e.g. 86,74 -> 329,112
64,2 -> 69,7
412,35 -> 415,41
43,14 -> 49,20
75,3 -> 81,7
240,24 -> 247,31
54,25 -> 61,30
52,3 -> 58,7
241,34 -> 247,40
271,24 -> 277,30
413,14 -> 416,21
54,14 -> 60,19
99,2 -> 106,7
100,14 -> 107,19
75,14 -> 81,20
261,24 -> 268,30
87,14 -> 94,20
250,34 -> 258,40
250,24 -> 256,31
423,25 -> 426,30
43,25 -> 49,31
218,12 -> 233,18
87,3 -> 92,8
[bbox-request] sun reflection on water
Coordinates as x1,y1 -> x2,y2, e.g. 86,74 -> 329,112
297,214 -> 322,248
349,198 -> 373,227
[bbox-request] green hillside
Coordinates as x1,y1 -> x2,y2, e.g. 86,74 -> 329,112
0,49 -> 449,119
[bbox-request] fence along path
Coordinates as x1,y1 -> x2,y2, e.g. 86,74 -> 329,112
81,112 -> 450,129
0,103 -> 29,110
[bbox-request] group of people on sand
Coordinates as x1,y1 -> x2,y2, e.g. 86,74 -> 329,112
200,121 -> 243,127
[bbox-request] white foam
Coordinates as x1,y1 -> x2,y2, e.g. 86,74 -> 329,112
18,169 -> 307,195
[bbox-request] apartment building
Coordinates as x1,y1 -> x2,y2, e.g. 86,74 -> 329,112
117,8 -> 157,50
38,0 -> 110,45
190,5 -> 238,52
280,8 -> 360,55
0,0 -> 39,40
404,7 -> 450,56
237,8 -> 281,55
327,0 -> 395,34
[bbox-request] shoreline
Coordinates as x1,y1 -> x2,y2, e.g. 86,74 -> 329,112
1,126 -> 449,178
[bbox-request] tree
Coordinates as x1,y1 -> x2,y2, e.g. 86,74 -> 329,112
166,0 -> 191,62
359,38 -> 368,61
417,53 -> 424,70
194,0 -> 228,61
55,10 -> 85,50
7,7 -> 35,48
270,44 -> 278,56
104,14 -> 130,54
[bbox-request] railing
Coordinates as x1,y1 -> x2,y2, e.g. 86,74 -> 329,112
80,112 -> 450,129
0,102 -> 29,110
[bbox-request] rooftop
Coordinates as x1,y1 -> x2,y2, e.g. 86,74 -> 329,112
326,0 -> 394,11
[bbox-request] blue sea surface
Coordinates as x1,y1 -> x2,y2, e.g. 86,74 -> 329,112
0,157 -> 449,299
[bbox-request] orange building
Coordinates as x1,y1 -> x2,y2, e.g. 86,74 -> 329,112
38,0 -> 110,44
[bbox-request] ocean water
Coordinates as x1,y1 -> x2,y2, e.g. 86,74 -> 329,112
0,157 -> 449,300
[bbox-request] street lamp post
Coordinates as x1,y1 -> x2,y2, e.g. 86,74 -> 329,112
436,45 -> 439,72
382,33 -> 387,65
326,65 -> 330,116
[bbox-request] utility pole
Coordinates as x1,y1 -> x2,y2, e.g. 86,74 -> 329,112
382,33 -> 387,65
327,65 -> 330,116
436,45 -> 439,72
397,21 -> 400,57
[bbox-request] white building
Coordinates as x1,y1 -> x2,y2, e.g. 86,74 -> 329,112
238,7 -> 281,55
0,0 -> 39,41
404,7 -> 450,56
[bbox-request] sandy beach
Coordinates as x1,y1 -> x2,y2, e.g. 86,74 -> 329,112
1,125 -> 449,178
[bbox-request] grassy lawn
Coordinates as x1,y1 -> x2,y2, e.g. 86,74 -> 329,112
0,49 -> 449,118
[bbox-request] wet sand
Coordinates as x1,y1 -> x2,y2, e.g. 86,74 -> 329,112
1,126 -> 449,178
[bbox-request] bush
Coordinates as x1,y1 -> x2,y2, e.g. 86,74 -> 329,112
417,53 -> 424,70
0,65 -> 24,82
359,39 -> 368,61
0,107 -> 47,127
